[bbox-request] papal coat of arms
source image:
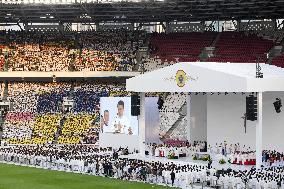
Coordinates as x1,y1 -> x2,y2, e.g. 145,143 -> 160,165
175,70 -> 187,87
164,69 -> 198,87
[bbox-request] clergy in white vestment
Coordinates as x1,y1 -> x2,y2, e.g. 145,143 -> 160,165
110,100 -> 132,135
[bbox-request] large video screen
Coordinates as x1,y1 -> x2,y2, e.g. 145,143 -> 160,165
100,97 -> 138,135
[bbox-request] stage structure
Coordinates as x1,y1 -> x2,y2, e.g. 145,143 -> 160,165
126,62 -> 284,169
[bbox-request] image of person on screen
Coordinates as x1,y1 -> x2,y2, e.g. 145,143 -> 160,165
100,110 -> 109,133
111,100 -> 132,135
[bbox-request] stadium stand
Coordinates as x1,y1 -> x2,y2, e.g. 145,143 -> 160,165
32,114 -> 61,144
0,2 -> 283,189
74,49 -> 135,71
58,114 -> 96,144
1,29 -> 282,144
0,28 -> 283,145
246,30 -> 284,44
2,82 -> 125,144
143,32 -> 216,72
140,56 -> 176,72
150,32 -> 216,59
207,31 -> 275,63
1,30 -> 282,73
0,1 -> 284,189
2,81 -> 191,144
0,30 -> 145,72
142,31 -> 278,72
0,54 -> 4,71
272,54 -> 284,68
9,44 -> 72,71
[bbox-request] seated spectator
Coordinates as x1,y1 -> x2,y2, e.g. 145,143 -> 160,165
32,114 -> 61,144
1,29 -> 144,72
0,54 -> 5,71
58,114 -> 97,144
2,81 -> 125,145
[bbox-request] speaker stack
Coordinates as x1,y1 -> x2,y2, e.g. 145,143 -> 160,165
246,95 -> 257,121
131,94 -> 140,116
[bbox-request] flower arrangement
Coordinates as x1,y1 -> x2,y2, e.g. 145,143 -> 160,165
167,151 -> 176,159
192,154 -> 211,161
202,155 -> 211,161
219,158 -> 226,164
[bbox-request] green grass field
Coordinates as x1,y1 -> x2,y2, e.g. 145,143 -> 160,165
0,163 -> 174,189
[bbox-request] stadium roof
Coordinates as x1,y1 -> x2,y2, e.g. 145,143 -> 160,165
1,0 -> 284,23
126,62 -> 284,93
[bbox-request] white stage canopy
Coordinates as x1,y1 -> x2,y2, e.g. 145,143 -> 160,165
126,62 -> 284,170
126,62 -> 284,92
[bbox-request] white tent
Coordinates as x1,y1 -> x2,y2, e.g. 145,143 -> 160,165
127,62 -> 284,93
126,62 -> 284,169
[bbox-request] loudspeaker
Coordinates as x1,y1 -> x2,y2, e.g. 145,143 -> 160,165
131,94 -> 140,106
131,94 -> 140,116
246,95 -> 257,121
273,98 -> 282,113
131,106 -> 140,116
157,96 -> 164,110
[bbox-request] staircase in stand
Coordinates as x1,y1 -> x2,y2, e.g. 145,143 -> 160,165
53,115 -> 67,144
266,44 -> 284,65
199,32 -> 221,61
210,32 -> 222,47
134,46 -> 149,72
0,81 -> 9,141
53,82 -> 75,144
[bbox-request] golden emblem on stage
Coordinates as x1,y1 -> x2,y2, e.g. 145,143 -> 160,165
175,70 -> 187,87
164,69 -> 198,87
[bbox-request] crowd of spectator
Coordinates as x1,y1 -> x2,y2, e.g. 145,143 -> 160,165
8,44 -> 72,71
58,114 -> 97,144
2,81 -> 126,145
74,49 -> 136,71
32,114 -> 61,144
0,29 -> 146,72
0,145 -> 284,189
0,54 -> 5,71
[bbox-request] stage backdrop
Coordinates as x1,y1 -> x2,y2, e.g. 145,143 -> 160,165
145,97 -> 161,144
207,92 -> 284,152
